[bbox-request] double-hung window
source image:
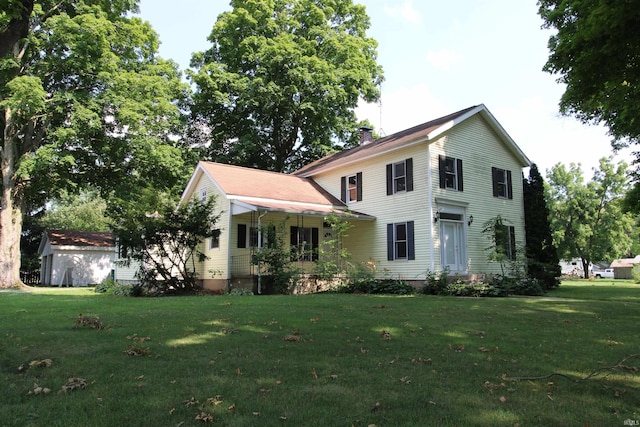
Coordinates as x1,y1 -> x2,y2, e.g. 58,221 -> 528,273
492,167 -> 513,199
209,230 -> 220,250
386,158 -> 414,195
341,172 -> 363,203
439,155 -> 463,191
386,221 -> 415,261
496,224 -> 516,260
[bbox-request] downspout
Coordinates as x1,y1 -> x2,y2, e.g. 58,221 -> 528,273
226,207 -> 233,292
426,143 -> 435,272
257,210 -> 268,294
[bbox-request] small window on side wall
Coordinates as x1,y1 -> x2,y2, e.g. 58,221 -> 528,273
341,172 -> 363,203
492,167 -> 512,199
210,230 -> 220,249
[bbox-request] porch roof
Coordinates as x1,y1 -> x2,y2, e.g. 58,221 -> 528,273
230,197 -> 375,220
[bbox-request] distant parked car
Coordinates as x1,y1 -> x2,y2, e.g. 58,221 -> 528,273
593,268 -> 615,279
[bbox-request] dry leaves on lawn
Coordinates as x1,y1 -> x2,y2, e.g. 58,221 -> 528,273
27,383 -> 51,395
61,377 -> 87,392
29,359 -> 52,368
195,412 -> 213,422
75,314 -> 105,329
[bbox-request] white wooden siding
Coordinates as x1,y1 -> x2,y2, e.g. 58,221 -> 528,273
191,172 -> 231,281
311,113 -> 527,279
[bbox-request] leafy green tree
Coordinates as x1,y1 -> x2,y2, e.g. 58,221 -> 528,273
523,164 -> 561,290
39,189 -> 109,232
189,0 -> 383,172
538,1 -> 640,150
112,196 -> 221,294
0,1 -> 190,287
546,158 -> 634,278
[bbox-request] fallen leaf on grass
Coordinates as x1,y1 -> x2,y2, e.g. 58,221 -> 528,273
283,334 -> 303,342
61,377 -> 87,392
207,396 -> 223,406
227,404 -> 236,413
27,383 -> 51,395
380,330 -> 391,340
126,334 -> 151,342
371,402 -> 381,413
411,357 -> 432,364
449,344 -> 465,352
311,368 -> 318,380
499,396 -> 507,403
195,412 -> 214,422
124,345 -> 150,356
399,376 -> 411,384
184,397 -> 199,407
478,346 -> 499,353
75,314 -> 105,329
29,359 -> 52,368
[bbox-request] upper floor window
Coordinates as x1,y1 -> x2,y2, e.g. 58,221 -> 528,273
492,167 -> 513,199
200,189 -> 207,202
386,158 -> 414,195
439,155 -> 463,191
341,172 -> 362,203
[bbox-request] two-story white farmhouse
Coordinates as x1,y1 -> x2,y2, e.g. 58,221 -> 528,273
181,104 -> 531,292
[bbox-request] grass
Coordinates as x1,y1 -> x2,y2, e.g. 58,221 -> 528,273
1,283 -> 639,426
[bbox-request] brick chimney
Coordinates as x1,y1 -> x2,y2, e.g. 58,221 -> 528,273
359,126 -> 373,145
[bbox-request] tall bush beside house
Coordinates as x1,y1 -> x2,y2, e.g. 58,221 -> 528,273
252,219 -> 302,294
523,164 -> 561,290
113,196 -> 221,295
314,213 -> 353,286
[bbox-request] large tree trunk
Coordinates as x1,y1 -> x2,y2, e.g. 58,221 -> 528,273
0,107 -> 24,288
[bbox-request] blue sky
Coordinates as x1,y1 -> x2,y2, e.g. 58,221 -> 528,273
137,0 -> 633,176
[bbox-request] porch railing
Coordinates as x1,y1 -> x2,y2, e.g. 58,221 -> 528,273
230,254 -> 255,278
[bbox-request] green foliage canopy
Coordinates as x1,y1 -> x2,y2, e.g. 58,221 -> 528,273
546,158 -> 634,278
538,0 -> 640,149
39,189 -> 109,232
0,1 -> 191,286
189,0 -> 383,172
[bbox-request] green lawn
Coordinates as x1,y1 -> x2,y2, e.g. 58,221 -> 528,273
1,284 -> 639,426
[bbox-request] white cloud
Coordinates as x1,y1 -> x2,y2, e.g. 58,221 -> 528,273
383,1 -> 421,24
426,49 -> 464,71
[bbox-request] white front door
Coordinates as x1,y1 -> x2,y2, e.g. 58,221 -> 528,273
441,220 -> 465,272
